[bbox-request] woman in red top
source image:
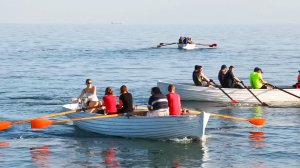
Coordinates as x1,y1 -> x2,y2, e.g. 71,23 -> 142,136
102,87 -> 117,114
166,84 -> 182,116
294,70 -> 300,89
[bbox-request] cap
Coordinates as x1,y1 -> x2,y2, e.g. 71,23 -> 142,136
254,67 -> 263,73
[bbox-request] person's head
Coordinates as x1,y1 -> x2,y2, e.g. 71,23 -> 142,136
221,65 -> 227,71
254,67 -> 263,73
86,79 -> 92,85
151,87 -> 162,95
194,65 -> 199,71
120,85 -> 128,94
168,84 -> 176,93
105,87 -> 114,95
229,66 -> 235,72
198,65 -> 203,72
298,70 -> 300,74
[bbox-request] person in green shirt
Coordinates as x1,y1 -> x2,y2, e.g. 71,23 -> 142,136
249,67 -> 268,89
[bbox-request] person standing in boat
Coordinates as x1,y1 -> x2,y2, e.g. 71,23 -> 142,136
78,79 -> 100,111
192,65 -> 212,87
249,67 -> 268,89
117,85 -> 133,114
166,84 -> 182,116
102,87 -> 118,114
218,65 -> 227,87
293,70 -> 300,88
223,66 -> 244,88
147,87 -> 169,116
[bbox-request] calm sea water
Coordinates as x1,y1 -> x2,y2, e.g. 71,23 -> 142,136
0,24 -> 300,167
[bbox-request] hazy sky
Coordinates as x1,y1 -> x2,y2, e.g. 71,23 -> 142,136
0,0 -> 299,24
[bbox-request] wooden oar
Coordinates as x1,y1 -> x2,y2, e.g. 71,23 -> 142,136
195,43 -> 217,47
0,109 -> 82,131
240,81 -> 269,106
134,106 -> 265,126
157,42 -> 177,48
267,83 -> 300,99
187,110 -> 266,127
210,79 -> 239,104
31,114 -> 123,129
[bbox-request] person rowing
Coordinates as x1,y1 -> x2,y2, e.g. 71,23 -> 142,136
178,36 -> 184,44
249,67 -> 269,89
192,65 -> 213,87
166,84 -> 182,116
78,79 -> 101,112
102,87 -> 118,114
223,66 -> 244,88
117,85 -> 133,114
218,65 -> 227,87
293,70 -> 300,89
147,87 -> 169,116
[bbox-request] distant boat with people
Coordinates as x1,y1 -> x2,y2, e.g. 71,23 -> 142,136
157,36 -> 217,50
157,81 -> 300,106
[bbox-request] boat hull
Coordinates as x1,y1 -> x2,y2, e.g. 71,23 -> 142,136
178,44 -> 196,50
157,81 -> 300,106
63,104 -> 210,140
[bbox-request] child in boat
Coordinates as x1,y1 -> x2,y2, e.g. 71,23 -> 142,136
293,70 -> 300,88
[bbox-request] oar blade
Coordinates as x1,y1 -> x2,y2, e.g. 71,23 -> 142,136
231,100 -> 239,104
0,121 -> 12,131
248,118 -> 266,127
31,119 -> 54,129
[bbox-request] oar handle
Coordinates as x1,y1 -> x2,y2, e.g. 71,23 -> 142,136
268,84 -> 300,99
53,114 -> 121,124
210,80 -> 237,102
12,109 -> 80,125
210,113 -> 247,121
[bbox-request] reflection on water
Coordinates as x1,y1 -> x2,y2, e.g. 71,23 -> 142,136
249,132 -> 266,148
102,147 -> 120,168
70,137 -> 208,167
252,106 -> 264,118
30,145 -> 50,168
0,141 -> 10,148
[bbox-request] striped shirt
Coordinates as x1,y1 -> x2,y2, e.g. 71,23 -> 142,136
148,94 -> 168,110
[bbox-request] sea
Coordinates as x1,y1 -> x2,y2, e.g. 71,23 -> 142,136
0,24 -> 299,168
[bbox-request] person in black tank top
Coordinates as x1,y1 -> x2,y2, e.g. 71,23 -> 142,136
118,85 -> 133,113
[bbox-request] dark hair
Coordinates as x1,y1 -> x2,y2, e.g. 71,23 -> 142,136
86,79 -> 92,84
105,87 -> 114,95
221,65 -> 227,70
229,66 -> 234,70
168,84 -> 175,92
120,85 -> 128,94
194,65 -> 199,70
254,67 -> 260,72
151,87 -> 162,95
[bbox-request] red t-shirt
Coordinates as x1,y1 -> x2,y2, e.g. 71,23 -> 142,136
167,92 -> 182,116
298,74 -> 300,82
103,95 -> 117,114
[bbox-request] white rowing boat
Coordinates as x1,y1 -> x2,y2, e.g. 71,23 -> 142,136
177,44 -> 196,50
63,104 -> 210,140
157,81 -> 300,106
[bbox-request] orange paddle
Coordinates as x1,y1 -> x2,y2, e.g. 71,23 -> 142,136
31,114 -> 121,129
0,109 -> 81,131
187,110 -> 266,127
